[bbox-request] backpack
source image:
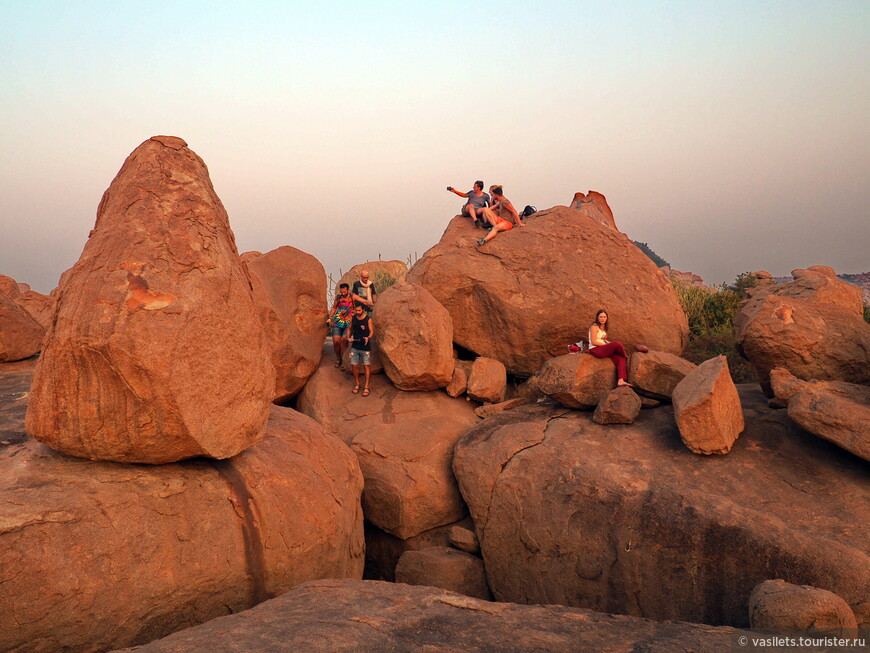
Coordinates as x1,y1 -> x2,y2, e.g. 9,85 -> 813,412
521,205 -> 537,218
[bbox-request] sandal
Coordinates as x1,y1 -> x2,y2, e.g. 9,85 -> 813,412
352,385 -> 360,394
362,387 -> 370,397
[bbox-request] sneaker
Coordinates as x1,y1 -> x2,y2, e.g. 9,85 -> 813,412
476,237 -> 486,246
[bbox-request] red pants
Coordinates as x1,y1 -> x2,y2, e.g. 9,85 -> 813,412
590,341 -> 628,381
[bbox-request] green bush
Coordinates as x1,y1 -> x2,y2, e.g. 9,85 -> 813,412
864,304 -> 870,324
633,241 -> 670,268
672,277 -> 757,383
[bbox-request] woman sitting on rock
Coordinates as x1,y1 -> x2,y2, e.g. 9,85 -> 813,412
588,309 -> 632,387
476,186 -> 525,246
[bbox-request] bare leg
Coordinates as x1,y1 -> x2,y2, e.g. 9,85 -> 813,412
483,221 -> 509,242
363,365 -> 371,395
352,364 -> 360,392
332,336 -> 343,364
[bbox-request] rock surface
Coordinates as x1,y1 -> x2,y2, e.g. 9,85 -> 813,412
628,350 -> 697,400
452,388 -> 870,627
406,208 -> 688,376
568,190 -> 617,230
0,292 -> 44,362
13,289 -> 55,330
672,356 -> 744,455
445,359 -> 471,397
0,273 -> 20,298
447,525 -> 480,554
536,353 -> 616,408
593,386 -> 641,424
474,397 -> 529,419
787,379 -> 870,462
0,365 -> 364,653
25,136 -> 274,463
749,579 -> 858,632
466,356 -> 507,403
297,346 -> 478,539
338,260 -> 408,291
734,283 -> 870,392
372,280 -> 454,391
395,547 -> 492,600
244,246 -> 327,402
118,579 -> 743,653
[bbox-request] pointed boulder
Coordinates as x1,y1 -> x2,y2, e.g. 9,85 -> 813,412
25,136 -> 274,463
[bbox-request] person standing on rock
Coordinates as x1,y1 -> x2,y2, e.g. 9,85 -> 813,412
328,283 -> 354,368
352,270 -> 377,314
349,304 -> 374,396
476,186 -> 525,245
447,181 -> 490,227
588,309 -> 632,387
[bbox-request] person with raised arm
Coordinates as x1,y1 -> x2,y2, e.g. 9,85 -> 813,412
446,180 -> 490,227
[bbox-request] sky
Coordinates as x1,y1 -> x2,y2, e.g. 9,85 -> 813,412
1,0 -> 868,293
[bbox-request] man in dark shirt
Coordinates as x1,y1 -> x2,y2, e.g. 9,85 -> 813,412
446,180 -> 490,227
349,304 -> 374,396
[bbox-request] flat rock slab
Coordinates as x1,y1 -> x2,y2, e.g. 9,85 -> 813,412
0,364 -> 364,653
118,579 -> 743,652
452,386 -> 870,627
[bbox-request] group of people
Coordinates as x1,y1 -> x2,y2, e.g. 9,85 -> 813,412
446,181 -> 526,245
327,270 -> 377,397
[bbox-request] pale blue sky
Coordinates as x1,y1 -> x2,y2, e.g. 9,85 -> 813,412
1,1 -> 868,292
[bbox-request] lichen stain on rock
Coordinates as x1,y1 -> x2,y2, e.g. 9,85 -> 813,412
121,262 -> 176,311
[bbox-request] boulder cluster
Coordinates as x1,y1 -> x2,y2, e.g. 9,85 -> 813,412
1,136 -> 867,651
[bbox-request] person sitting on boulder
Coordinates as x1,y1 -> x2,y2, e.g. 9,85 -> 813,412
349,304 -> 374,397
588,309 -> 632,387
447,181 -> 490,227
352,270 -> 377,314
327,283 -> 353,368
476,186 -> 525,245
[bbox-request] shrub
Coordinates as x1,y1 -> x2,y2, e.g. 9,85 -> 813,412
633,241 -> 670,268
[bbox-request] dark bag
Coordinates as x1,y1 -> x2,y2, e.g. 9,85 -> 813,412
521,205 -> 537,217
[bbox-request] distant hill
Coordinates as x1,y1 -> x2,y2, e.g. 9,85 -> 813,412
633,241 -> 669,268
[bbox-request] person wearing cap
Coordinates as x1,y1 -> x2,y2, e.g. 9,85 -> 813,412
446,181 -> 490,227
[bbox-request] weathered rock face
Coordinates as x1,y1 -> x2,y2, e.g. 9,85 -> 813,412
466,357 -> 506,404
395,547 -> 492,600
445,359 -> 471,397
25,136 -> 274,464
372,280 -> 454,391
749,580 -> 858,632
746,266 -> 864,316
474,398 -> 529,419
13,289 -> 55,330
787,380 -> 870,463
0,292 -> 44,362
407,208 -> 688,376
0,380 -> 364,653
338,260 -> 408,291
593,386 -> 641,424
118,579 -> 743,653
447,525 -> 480,554
734,273 -> 870,391
244,246 -> 327,402
569,190 -> 617,230
628,350 -> 697,400
0,273 -> 20,298
672,356 -> 744,455
536,353 -> 616,408
452,388 -> 870,627
297,347 -> 478,539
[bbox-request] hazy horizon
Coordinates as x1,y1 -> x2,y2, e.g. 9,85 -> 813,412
2,1 -> 868,294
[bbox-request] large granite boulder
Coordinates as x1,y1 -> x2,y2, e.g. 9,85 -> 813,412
0,375 -> 364,653
568,190 -> 618,230
788,379 -> 870,463
243,246 -> 328,402
593,386 -> 641,424
628,350 -> 697,400
13,289 -> 55,330
749,579 -> 858,632
672,356 -> 744,455
452,388 -> 870,627
25,136 -> 274,464
536,353 -> 616,409
0,273 -> 20,298
466,356 -> 506,403
0,292 -> 44,362
372,280 -> 454,391
406,207 -> 688,376
297,346 -> 478,539
734,270 -> 870,392
118,579 -> 743,653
